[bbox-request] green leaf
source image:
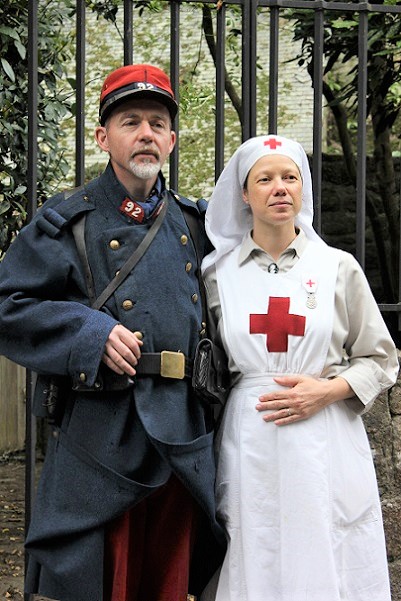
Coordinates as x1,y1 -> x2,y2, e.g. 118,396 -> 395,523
1,58 -> 15,82
14,40 -> 26,60
0,201 -> 11,216
14,186 -> 27,195
331,19 -> 358,30
0,25 -> 21,41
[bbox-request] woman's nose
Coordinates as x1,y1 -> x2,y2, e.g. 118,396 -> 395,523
272,178 -> 287,195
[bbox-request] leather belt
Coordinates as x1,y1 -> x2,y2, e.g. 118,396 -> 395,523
136,351 -> 193,380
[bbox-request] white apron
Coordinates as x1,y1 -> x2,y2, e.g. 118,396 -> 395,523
214,242 -> 391,601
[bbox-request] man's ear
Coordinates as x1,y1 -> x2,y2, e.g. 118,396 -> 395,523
95,126 -> 109,153
169,130 -> 177,154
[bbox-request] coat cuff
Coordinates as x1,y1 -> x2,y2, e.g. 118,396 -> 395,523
68,311 -> 118,388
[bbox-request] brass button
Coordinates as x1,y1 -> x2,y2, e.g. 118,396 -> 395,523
79,372 -> 87,382
191,293 -> 198,304
201,321 -> 207,329
180,234 -> 188,245
52,430 -> 59,439
109,239 -> 120,250
122,299 -> 134,310
94,381 -> 101,389
199,328 -> 206,337
133,331 -> 143,340
185,262 -> 192,273
83,195 -> 89,202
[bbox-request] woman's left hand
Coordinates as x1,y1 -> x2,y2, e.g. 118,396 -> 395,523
255,375 -> 352,425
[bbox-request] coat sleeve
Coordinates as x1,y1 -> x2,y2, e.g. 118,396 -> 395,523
0,217 -> 118,387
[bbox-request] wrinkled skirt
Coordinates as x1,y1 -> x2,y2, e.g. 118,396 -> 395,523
215,378 -> 391,601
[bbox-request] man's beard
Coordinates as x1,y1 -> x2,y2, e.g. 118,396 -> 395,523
129,158 -> 161,180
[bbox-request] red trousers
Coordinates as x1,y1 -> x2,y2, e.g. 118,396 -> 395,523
103,475 -> 199,601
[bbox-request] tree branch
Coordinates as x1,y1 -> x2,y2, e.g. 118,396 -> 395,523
202,5 -> 243,125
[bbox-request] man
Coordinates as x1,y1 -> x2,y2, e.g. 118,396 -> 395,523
0,64 -> 224,601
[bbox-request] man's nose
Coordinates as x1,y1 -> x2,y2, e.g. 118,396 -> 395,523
138,120 -> 154,140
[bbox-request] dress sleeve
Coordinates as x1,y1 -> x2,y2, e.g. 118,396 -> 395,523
322,250 -> 399,413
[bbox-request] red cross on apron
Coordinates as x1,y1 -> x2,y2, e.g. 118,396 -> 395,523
249,296 -> 306,352
264,138 -> 282,150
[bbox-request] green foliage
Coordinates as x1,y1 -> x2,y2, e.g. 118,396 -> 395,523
86,0 -> 119,21
284,7 -> 401,141
0,0 -> 75,256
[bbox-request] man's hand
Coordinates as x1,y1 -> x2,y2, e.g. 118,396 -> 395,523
102,324 -> 143,376
255,375 -> 352,425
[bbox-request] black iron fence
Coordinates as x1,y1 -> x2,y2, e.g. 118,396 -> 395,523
26,0 -> 401,589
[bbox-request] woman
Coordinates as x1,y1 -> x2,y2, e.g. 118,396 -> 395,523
201,135 -> 399,601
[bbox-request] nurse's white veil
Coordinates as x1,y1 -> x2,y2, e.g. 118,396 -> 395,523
201,134 -> 325,274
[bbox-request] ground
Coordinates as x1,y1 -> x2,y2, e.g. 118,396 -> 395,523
0,454 -> 49,601
1,453 -> 400,601
0,454 -> 25,600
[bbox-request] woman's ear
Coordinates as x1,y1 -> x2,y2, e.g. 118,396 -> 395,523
242,188 -> 249,204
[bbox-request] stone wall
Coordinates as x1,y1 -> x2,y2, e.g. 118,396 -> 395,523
319,155 -> 400,339
364,355 -> 401,599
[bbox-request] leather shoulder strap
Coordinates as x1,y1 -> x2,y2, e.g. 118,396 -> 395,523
71,214 -> 97,306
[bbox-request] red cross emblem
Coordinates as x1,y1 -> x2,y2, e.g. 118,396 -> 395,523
250,297 -> 305,352
264,138 -> 282,150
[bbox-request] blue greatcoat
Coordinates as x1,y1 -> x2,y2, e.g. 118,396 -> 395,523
0,163 -> 224,601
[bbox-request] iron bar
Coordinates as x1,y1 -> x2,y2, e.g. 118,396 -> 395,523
241,0 -> 251,141
312,7 -> 324,235
249,0 -> 258,138
75,0 -> 85,186
268,5 -> 279,134
170,3 -> 180,190
215,2 -> 226,181
258,0 -> 401,13
355,10 -> 368,267
26,1 -> 38,597
124,0 -> 133,65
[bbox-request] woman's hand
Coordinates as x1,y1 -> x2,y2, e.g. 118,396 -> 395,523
255,375 -> 353,425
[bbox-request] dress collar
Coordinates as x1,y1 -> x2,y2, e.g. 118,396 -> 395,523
238,228 -> 309,266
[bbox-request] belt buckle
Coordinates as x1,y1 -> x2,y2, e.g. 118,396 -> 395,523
160,351 -> 185,379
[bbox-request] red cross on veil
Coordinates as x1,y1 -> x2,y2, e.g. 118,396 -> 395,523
249,297 -> 306,352
264,138 -> 282,150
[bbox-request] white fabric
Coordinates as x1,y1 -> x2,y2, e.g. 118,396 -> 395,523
202,135 -> 323,274
204,230 -> 399,414
214,243 -> 391,601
